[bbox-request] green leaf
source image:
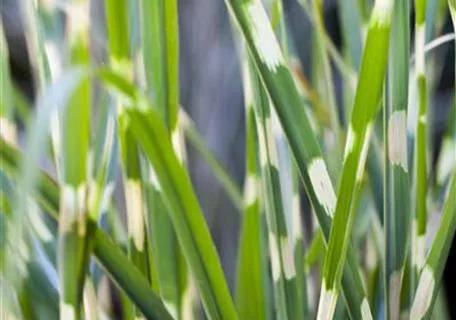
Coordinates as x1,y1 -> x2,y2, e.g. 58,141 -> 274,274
318,0 -> 393,318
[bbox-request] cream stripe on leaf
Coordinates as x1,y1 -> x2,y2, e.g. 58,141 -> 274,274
246,0 -> 284,72
243,174 -> 258,207
125,180 -> 145,252
410,266 -> 435,319
308,158 -> 336,218
225,0 -> 373,318
387,111 -> 409,172
361,298 -> 373,320
316,0 -> 393,319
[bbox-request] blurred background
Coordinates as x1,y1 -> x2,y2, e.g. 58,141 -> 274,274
1,0 -> 455,317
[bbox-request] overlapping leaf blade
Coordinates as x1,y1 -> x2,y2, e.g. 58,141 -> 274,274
224,0 -> 372,318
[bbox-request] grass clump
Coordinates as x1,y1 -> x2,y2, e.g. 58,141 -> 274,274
0,0 -> 455,319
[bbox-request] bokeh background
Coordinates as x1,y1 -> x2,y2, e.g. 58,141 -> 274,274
1,0 -> 455,317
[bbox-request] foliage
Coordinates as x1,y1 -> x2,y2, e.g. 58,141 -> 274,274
0,0 -> 455,319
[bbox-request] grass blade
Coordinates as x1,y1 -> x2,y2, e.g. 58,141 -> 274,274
337,0 -> 386,224
316,1 -> 393,318
235,56 -> 269,320
405,4 -> 456,318
410,172 -> 456,319
245,51 -> 299,320
290,166 -> 309,319
309,0 -> 343,161
384,0 -> 411,318
89,97 -> 117,224
435,6 -> 456,190
412,0 -> 429,276
126,106 -> 239,320
57,1 -> 92,318
300,0 -> 386,224
269,1 -> 309,317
